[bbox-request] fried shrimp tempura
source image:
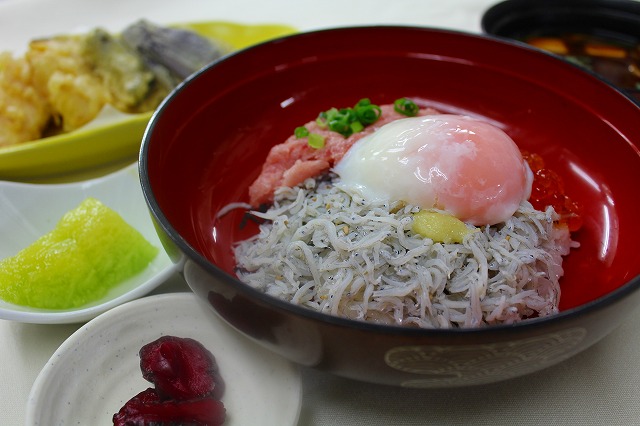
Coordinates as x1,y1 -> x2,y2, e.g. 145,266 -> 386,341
0,21 -> 223,148
0,52 -> 50,147
25,35 -> 111,133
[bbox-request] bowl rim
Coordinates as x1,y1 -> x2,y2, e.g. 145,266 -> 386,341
140,25 -> 640,337
481,0 -> 640,34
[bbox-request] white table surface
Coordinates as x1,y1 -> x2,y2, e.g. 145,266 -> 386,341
2,0 -> 640,425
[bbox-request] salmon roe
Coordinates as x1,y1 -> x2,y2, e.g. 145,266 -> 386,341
522,152 -> 583,232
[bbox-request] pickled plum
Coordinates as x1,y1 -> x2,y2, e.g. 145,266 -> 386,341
113,336 -> 225,425
112,388 -> 225,426
140,336 -> 223,400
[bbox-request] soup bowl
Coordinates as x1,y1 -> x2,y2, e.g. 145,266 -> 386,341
139,26 -> 640,387
481,0 -> 640,101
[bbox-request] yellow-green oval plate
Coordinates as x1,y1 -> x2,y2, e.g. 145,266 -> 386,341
0,21 -> 296,183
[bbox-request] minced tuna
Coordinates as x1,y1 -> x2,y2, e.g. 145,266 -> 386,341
248,104 -> 438,206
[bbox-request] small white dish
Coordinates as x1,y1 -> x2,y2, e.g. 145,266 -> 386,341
26,293 -> 302,426
0,162 -> 176,324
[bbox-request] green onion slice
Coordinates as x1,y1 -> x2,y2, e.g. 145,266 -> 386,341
294,126 -> 310,138
394,97 -> 419,116
355,103 -> 382,125
308,133 -> 326,149
300,98 -> 385,140
350,121 -> 364,133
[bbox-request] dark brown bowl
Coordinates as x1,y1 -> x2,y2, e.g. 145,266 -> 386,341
481,0 -> 640,101
139,26 -> 640,387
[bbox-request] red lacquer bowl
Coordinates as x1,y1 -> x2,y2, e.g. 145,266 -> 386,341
140,26 -> 640,387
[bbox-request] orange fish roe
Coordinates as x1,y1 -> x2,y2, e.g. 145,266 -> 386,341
522,152 -> 582,232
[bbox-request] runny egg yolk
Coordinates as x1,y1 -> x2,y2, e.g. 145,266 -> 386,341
333,114 -> 533,226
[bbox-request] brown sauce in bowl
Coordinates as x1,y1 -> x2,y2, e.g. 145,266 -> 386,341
525,32 -> 640,98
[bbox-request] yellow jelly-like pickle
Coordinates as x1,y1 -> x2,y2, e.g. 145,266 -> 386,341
0,197 -> 158,309
412,210 -> 477,244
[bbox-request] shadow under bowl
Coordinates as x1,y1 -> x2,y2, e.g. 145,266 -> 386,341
140,26 -> 640,387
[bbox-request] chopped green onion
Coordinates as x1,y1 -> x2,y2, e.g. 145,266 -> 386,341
316,111 -> 329,129
350,121 -> 364,133
307,98 -> 383,139
394,97 -> 419,116
308,133 -> 325,149
328,117 -> 352,137
346,108 -> 359,123
355,98 -> 372,106
320,107 -> 353,137
354,102 -> 382,125
294,126 -> 310,138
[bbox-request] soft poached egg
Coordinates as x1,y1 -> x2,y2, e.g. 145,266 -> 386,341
333,114 -> 533,226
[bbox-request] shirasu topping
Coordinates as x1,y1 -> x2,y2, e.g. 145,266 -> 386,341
233,175 -> 575,329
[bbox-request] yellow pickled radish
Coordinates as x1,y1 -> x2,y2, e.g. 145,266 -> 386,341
0,197 -> 158,309
412,210 -> 477,244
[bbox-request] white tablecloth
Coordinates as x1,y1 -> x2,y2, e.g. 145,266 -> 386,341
2,0 -> 640,424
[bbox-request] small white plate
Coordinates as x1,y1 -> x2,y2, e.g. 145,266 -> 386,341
26,293 -> 302,426
0,162 -> 176,324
